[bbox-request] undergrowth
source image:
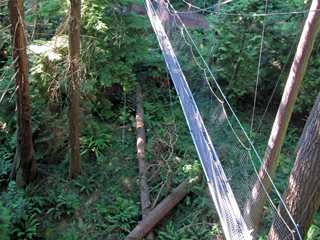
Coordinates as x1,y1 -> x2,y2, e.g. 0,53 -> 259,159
1,3 -> 319,236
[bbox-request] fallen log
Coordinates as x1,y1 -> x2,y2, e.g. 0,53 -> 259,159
136,84 -> 153,239
125,176 -> 202,240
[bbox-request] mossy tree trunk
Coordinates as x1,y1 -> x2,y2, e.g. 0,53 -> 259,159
244,0 -> 320,232
9,0 -> 36,188
68,0 -> 83,179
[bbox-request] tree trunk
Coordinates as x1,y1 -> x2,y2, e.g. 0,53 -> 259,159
68,0 -> 83,180
31,0 -> 39,41
125,177 -> 202,240
244,0 -> 320,232
135,84 -> 153,239
8,0 -> 37,189
268,95 -> 320,240
295,91 -> 320,152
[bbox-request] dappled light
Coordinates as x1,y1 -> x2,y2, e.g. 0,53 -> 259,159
0,0 -> 319,239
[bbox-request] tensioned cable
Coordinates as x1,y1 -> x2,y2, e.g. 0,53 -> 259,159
159,1 -> 301,238
122,94 -> 126,148
161,1 -> 302,238
250,0 -> 268,139
146,1 -> 251,238
246,151 -> 295,238
166,67 -> 177,132
170,0 -> 320,17
216,9 -> 320,17
168,3 -> 261,151
256,17 -> 305,133
164,0 -> 259,149
225,17 -> 256,97
298,180 -> 320,225
172,9 -> 303,240
181,0 -> 233,12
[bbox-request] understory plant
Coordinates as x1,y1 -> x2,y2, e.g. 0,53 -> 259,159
1,181 -> 42,239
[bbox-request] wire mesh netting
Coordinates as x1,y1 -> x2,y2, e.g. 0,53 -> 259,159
144,0 -> 302,239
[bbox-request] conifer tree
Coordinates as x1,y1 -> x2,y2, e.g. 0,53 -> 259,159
68,0 -> 83,179
8,0 -> 37,188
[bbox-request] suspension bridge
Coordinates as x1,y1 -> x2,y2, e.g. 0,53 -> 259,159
143,0 -> 302,239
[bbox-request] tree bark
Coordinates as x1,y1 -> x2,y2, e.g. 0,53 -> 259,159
268,96 -> 320,240
295,91 -> 320,152
125,177 -> 202,240
9,0 -> 37,188
244,0 -> 320,232
135,84 -> 153,239
68,0 -> 83,179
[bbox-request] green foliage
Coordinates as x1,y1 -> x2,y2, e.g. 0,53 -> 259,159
96,196 -> 139,233
0,57 -> 16,138
0,3 -> 11,63
81,0 -> 151,92
182,160 -> 202,180
306,225 -> 320,240
11,213 -> 39,240
24,0 -> 69,38
295,51 -> 320,114
158,220 -> 218,239
62,220 -> 97,240
205,0 -> 306,108
1,0 -> 319,239
74,174 -> 98,195
47,188 -> 80,220
81,130 -> 113,158
2,181 -> 42,239
158,221 -> 189,240
0,156 -> 12,184
38,0 -> 68,22
57,189 -> 80,213
0,201 -> 10,239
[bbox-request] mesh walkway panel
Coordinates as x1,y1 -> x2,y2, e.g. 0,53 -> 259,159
143,0 -> 252,239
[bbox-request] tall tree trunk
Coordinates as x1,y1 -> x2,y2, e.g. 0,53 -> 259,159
8,0 -> 36,188
135,84 -> 153,239
295,91 -> 320,152
244,0 -> 320,232
268,96 -> 320,240
68,0 -> 83,179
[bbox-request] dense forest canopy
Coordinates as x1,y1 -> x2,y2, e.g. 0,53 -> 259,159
0,0 -> 320,239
